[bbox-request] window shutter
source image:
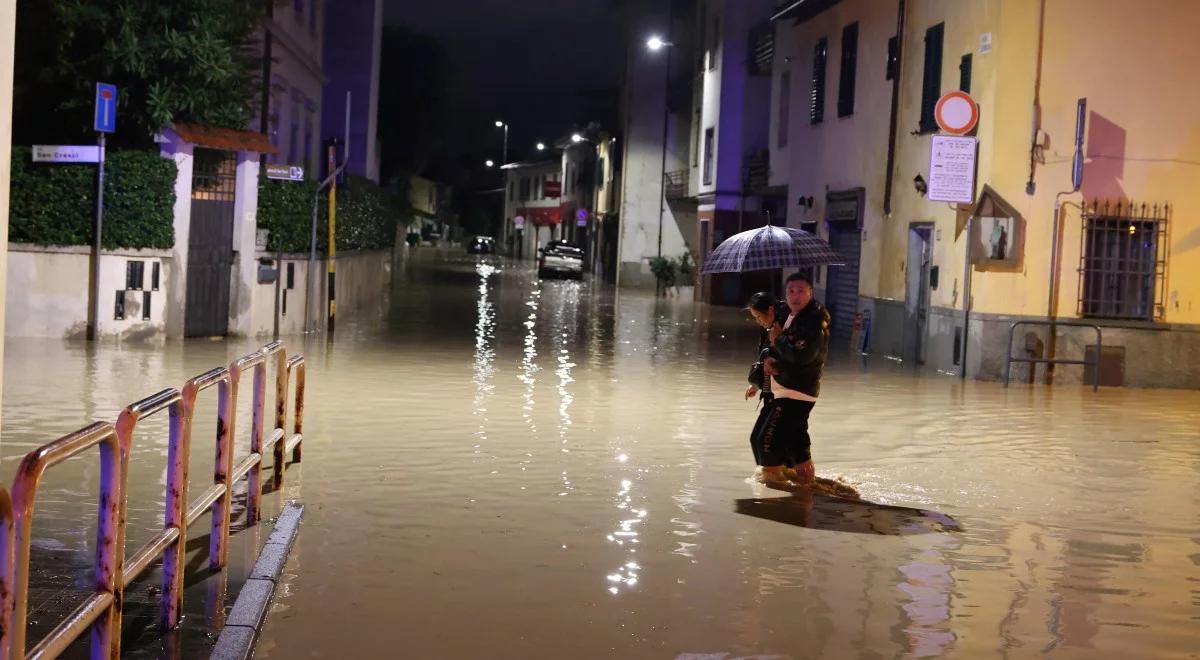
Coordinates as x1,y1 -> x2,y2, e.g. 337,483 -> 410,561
810,37 -> 828,124
919,23 -> 944,132
959,53 -> 972,93
838,23 -> 859,117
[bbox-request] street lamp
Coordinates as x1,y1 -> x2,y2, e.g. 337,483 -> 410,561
646,32 -> 673,261
536,142 -> 546,151
485,159 -> 495,168
571,133 -> 584,143
494,120 -> 509,165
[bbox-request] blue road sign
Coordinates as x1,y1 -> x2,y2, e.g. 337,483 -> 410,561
94,83 -> 118,133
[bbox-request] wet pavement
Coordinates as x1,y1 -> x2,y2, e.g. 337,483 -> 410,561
4,249 -> 1200,658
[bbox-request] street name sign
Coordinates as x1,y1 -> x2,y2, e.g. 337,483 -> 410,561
32,145 -> 101,163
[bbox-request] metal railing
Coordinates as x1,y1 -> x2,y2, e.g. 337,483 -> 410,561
1003,321 -> 1102,391
0,341 -> 306,659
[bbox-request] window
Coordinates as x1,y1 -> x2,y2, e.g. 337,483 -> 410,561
837,23 -> 858,118
810,37 -> 828,124
1079,201 -> 1168,321
519,177 -> 530,201
113,291 -> 125,321
702,127 -> 715,185
777,70 -> 790,147
151,262 -> 160,291
959,53 -> 972,93
886,35 -> 899,80
508,180 -> 515,202
692,109 -> 701,166
287,262 -> 295,289
125,261 -> 144,290
919,23 -> 945,133
142,292 -> 151,321
596,157 -> 605,187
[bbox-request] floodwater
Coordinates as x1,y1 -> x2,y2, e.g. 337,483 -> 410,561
4,250 -> 1200,659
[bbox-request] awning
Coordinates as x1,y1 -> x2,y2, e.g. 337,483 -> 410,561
170,122 -> 278,154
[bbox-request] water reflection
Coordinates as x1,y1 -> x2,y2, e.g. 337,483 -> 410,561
472,263 -> 498,457
6,252 -> 1200,658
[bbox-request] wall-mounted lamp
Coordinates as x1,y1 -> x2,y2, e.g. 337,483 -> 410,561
797,195 -> 814,209
913,174 -> 928,196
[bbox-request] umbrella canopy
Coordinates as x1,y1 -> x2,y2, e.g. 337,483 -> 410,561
699,224 -> 844,275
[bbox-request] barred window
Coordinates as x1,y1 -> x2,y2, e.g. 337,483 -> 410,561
1078,200 -> 1168,321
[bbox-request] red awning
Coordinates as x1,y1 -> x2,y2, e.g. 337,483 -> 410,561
519,207 -> 562,227
171,122 -> 279,154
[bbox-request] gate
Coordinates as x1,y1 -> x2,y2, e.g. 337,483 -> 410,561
186,149 -> 238,337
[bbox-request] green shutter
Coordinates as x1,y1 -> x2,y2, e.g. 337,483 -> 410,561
810,37 -> 828,124
919,23 -> 944,133
959,53 -> 972,93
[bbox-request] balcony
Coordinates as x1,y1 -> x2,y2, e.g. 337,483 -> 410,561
664,169 -> 690,200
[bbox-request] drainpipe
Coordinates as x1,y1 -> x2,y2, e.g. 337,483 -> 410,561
1045,98 -> 1087,383
1026,0 -> 1047,195
882,0 -> 906,216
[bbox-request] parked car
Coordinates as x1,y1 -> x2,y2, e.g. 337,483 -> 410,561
538,241 -> 584,280
467,236 -> 496,254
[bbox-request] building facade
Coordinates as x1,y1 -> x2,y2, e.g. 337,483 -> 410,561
321,0 -> 384,182
261,0 -> 326,180
501,160 -> 563,260
769,0 -> 1200,387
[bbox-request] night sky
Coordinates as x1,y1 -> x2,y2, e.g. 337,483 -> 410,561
384,0 -> 626,166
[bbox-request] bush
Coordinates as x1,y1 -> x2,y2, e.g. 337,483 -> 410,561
9,146 -> 176,248
649,256 -> 677,289
258,175 -> 399,253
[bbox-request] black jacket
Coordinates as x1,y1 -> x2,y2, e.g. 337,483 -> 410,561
767,300 -> 830,398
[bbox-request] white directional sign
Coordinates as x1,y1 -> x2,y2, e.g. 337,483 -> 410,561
32,145 -> 102,163
266,164 -> 305,181
927,135 -> 977,204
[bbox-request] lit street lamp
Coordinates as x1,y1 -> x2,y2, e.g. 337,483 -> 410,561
485,159 -> 495,168
494,120 -> 509,165
536,142 -> 546,151
647,32 -> 673,261
571,133 -> 584,143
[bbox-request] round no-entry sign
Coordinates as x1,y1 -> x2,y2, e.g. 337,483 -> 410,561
934,91 -> 979,135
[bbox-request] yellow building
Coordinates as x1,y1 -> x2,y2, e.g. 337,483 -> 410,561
771,0 -> 1200,388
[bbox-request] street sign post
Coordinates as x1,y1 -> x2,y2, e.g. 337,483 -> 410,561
89,82 -> 117,340
927,135 -> 977,204
266,164 -> 305,181
94,83 -> 117,134
934,90 -> 979,136
32,145 -> 101,163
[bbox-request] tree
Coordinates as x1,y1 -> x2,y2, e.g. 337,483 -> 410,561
14,0 -> 262,147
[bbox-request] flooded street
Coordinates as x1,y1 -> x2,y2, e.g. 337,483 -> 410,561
4,250 -> 1200,658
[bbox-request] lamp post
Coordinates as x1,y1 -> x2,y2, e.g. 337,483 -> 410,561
495,120 -> 509,165
646,33 -> 673,261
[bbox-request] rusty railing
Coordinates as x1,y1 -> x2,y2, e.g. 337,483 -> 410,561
0,341 -> 306,659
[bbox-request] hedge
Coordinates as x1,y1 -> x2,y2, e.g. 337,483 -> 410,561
9,146 -> 176,249
258,175 -> 399,253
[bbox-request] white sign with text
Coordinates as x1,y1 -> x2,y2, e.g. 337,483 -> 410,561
927,135 -> 977,204
32,145 -> 101,163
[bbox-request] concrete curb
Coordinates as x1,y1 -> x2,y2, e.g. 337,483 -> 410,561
210,503 -> 305,660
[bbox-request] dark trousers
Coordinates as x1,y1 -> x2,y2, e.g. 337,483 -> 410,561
749,398 -> 815,467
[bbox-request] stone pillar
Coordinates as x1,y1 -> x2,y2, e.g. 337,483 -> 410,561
161,135 -> 194,339
228,151 -> 260,336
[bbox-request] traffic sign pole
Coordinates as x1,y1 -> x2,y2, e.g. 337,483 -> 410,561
89,133 -> 105,340
89,83 -> 117,340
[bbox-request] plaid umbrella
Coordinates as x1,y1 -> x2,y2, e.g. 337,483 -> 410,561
699,225 -> 844,274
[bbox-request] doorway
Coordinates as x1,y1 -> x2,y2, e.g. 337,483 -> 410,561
904,224 -> 933,364
185,149 -> 237,337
